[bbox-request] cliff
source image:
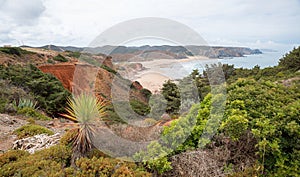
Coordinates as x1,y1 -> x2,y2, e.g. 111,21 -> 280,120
38,59 -> 149,104
28,45 -> 262,61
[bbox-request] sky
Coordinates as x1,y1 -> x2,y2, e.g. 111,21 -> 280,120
0,0 -> 300,51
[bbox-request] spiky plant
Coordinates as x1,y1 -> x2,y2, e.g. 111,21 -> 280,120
62,92 -> 107,165
14,98 -> 38,109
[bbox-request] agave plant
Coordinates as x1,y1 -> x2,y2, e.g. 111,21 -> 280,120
14,98 -> 38,109
62,92 -> 107,164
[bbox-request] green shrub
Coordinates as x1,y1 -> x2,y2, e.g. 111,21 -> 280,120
0,47 -> 34,56
86,148 -> 108,159
0,47 -> 21,56
27,118 -> 36,124
0,99 -> 6,113
279,46 -> 300,71
0,79 -> 32,113
13,124 -> 54,138
105,99 -> 151,123
130,99 -> 150,116
134,141 -> 172,174
17,107 -> 51,120
0,64 -> 71,116
141,88 -> 152,101
134,102 -> 203,174
221,100 -> 249,140
74,157 -> 151,177
0,145 -> 71,177
101,64 -> 117,74
0,145 -> 150,177
160,94 -> 213,152
67,51 -> 81,58
227,165 -> 261,177
0,150 -> 29,167
224,78 -> 300,175
47,58 -> 55,64
53,54 -> 68,62
154,75 -> 299,175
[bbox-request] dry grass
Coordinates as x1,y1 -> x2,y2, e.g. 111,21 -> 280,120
162,131 -> 258,177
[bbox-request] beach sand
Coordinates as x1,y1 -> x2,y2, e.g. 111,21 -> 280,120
131,56 -> 209,92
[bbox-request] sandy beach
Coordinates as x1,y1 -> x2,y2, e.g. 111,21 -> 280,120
131,56 -> 209,92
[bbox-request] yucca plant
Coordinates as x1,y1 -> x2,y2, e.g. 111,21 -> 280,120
14,98 -> 38,109
62,92 -> 107,165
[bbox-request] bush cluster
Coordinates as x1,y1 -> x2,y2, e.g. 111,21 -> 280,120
0,64 -> 71,116
136,47 -> 300,175
0,79 -> 31,113
130,99 -> 150,116
53,54 -> 68,62
279,46 -> 300,71
0,47 -> 34,56
17,107 -> 51,120
0,145 -> 151,177
13,123 -> 54,139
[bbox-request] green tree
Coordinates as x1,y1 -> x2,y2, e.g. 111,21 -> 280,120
178,75 -> 199,114
149,94 -> 167,120
161,80 -> 181,115
279,46 -> 300,71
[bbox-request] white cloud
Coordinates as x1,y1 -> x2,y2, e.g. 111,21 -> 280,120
0,0 -> 45,25
0,0 -> 299,48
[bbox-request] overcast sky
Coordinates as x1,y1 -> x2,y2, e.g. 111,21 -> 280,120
0,0 -> 299,50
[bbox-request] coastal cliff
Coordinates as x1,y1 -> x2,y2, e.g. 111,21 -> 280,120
31,45 -> 262,61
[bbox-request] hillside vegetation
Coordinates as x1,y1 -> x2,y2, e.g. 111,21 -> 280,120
136,46 -> 300,176
0,46 -> 299,176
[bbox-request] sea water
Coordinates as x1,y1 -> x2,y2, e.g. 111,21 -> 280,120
161,50 -> 286,79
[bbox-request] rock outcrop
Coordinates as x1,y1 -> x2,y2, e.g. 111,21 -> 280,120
103,56 -> 113,68
38,61 -> 150,103
39,63 -> 75,91
12,133 -> 61,154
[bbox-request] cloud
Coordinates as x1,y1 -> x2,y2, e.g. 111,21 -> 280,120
0,0 -> 45,25
0,0 -> 299,48
0,0 -> 45,44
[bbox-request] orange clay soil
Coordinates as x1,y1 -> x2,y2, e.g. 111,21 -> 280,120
38,61 -> 149,103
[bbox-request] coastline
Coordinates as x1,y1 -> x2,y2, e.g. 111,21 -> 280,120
131,56 -> 210,92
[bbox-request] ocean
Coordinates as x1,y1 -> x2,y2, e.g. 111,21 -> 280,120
160,50 -> 287,79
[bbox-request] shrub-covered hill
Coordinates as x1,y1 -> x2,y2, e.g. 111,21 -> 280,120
0,46 -> 81,66
0,46 -> 299,177
136,46 -> 300,176
0,46 -> 152,122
